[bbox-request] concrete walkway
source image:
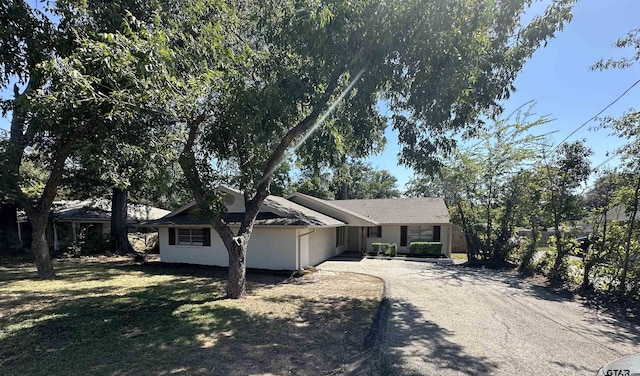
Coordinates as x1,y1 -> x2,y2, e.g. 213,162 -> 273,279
318,258 -> 639,376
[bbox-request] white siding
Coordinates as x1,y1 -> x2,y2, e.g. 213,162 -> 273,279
308,227 -> 339,266
245,227 -> 298,270
364,224 -> 452,256
159,226 -> 299,270
365,225 -> 402,252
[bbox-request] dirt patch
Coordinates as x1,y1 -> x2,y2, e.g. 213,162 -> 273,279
0,259 -> 383,376
192,270 -> 383,375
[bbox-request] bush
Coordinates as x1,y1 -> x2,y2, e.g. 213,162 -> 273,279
410,242 -> 442,256
385,243 -> 398,257
62,231 -> 110,257
372,243 -> 397,256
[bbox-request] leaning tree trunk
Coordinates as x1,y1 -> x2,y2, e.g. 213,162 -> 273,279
110,188 -> 133,254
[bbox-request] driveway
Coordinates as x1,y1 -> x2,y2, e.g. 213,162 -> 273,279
318,258 -> 639,376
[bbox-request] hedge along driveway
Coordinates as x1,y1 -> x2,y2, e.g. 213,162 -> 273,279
0,258 -> 383,375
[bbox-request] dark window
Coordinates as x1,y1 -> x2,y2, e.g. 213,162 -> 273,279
433,226 -> 441,242
336,227 -> 345,247
203,228 -> 211,246
367,226 -> 382,238
168,228 -> 176,245
400,226 -> 408,246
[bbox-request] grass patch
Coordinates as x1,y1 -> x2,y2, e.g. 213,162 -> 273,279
450,253 -> 468,263
0,258 -> 382,375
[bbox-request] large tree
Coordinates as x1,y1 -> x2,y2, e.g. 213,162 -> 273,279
0,0 -> 185,276
172,0 -> 576,297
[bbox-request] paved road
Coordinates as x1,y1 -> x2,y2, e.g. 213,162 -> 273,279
318,258 -> 639,376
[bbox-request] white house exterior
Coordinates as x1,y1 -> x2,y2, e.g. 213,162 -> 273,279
149,187 -> 452,270
288,193 -> 452,256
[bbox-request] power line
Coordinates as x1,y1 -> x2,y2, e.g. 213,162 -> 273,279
592,151 -> 620,172
551,78 -> 640,152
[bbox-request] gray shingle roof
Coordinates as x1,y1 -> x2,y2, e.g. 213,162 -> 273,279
328,197 -> 450,224
146,194 -> 345,227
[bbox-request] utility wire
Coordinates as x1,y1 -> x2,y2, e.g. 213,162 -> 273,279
592,151 -> 620,172
551,78 -> 640,152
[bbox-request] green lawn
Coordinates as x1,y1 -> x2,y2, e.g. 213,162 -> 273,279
0,258 -> 382,375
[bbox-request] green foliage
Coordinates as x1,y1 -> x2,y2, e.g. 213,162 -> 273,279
407,103 -> 552,262
293,160 -> 401,199
341,161 -> 401,199
409,242 -> 443,256
62,230 -> 110,257
544,141 -> 593,282
385,244 -> 398,257
372,242 -> 397,256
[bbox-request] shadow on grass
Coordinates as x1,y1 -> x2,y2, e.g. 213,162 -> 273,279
0,261 -> 377,376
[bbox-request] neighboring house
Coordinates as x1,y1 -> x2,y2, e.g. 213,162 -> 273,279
17,199 -> 170,250
146,187 -> 452,270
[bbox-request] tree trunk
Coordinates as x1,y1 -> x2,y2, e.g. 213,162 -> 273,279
0,204 -> 22,255
456,201 -> 475,260
549,209 -> 564,283
226,239 -> 247,298
520,223 -> 539,275
110,188 -> 132,254
338,182 -> 348,200
29,215 -> 55,279
582,211 -> 606,291
620,176 -> 640,294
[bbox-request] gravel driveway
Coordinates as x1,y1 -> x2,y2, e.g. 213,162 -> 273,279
318,258 -> 639,376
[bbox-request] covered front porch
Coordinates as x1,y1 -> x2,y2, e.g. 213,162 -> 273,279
342,224 -> 453,257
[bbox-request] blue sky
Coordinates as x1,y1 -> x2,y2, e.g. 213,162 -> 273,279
368,0 -> 640,189
2,0 -> 639,191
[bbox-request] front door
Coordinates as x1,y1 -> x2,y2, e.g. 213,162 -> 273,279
347,226 -> 359,252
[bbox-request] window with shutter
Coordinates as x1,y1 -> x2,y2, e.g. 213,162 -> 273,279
168,228 -> 176,245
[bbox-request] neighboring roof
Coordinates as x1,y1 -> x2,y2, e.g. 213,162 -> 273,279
17,199 -> 170,223
327,197 -> 450,224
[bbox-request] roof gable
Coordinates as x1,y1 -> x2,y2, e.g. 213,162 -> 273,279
160,187 -> 344,227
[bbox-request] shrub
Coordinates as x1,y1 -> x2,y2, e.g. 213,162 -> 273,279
372,243 -> 397,256
385,243 -> 398,257
410,242 -> 442,256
